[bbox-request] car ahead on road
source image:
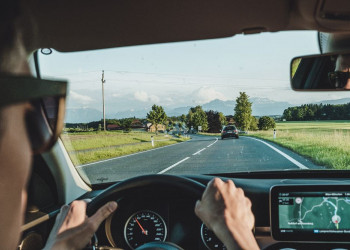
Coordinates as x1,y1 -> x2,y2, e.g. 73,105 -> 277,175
10,1 -> 350,250
221,125 -> 239,139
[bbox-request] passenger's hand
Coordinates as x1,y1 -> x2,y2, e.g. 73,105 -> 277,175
195,178 -> 259,250
43,200 -> 117,250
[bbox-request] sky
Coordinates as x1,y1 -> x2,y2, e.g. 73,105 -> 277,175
38,31 -> 350,114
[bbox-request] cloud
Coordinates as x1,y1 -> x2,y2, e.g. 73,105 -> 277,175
69,91 -> 94,104
134,91 -> 160,103
192,87 -> 228,104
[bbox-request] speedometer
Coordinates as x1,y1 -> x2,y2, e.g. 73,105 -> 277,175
124,210 -> 167,249
201,223 -> 226,250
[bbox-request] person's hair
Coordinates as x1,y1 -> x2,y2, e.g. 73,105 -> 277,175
0,0 -> 21,61
0,0 -> 21,143
0,0 -> 37,71
0,109 -> 4,143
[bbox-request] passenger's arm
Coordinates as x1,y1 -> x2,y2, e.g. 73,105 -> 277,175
195,178 -> 259,250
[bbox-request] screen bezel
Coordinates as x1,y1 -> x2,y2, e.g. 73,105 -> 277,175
270,185 -> 350,242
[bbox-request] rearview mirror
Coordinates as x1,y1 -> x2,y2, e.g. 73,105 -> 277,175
291,53 -> 350,91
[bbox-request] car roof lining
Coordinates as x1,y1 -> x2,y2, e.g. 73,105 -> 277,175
24,0 -> 350,52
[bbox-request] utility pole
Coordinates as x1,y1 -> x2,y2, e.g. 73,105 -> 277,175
101,70 -> 106,131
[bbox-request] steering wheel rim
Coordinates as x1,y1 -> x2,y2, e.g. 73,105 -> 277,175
86,175 -> 206,249
86,174 -> 206,216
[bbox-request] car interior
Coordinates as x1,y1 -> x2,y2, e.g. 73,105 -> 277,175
16,0 -> 350,249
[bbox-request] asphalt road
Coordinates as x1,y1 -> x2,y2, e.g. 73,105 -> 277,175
78,134 -> 323,184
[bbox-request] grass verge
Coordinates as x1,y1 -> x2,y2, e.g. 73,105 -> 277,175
61,131 -> 189,165
198,132 -> 221,137
248,121 -> 350,170
61,131 -> 172,151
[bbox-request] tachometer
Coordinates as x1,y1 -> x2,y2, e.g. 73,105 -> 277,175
201,223 -> 226,250
124,210 -> 167,249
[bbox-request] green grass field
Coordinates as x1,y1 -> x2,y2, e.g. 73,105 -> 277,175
198,132 -> 220,137
250,121 -> 350,170
60,131 -> 189,165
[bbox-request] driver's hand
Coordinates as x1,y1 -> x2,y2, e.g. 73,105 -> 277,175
195,178 -> 259,250
43,200 -> 117,250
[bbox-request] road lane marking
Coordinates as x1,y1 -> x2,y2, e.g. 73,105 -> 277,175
78,141 -> 187,168
207,138 -> 218,148
193,148 -> 207,155
157,157 -> 190,174
246,137 -> 309,169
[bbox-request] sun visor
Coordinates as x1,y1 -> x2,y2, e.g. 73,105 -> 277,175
25,0 -> 350,52
27,0 -> 292,52
316,0 -> 350,31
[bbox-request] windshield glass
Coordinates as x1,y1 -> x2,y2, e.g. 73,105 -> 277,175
39,31 -> 350,185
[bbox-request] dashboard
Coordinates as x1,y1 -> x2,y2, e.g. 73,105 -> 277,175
21,166 -> 350,250
94,185 -> 225,249
89,173 -> 350,250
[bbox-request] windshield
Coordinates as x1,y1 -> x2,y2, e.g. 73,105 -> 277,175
39,31 -> 350,185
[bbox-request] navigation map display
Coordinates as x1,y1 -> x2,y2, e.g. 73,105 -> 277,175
271,185 -> 350,242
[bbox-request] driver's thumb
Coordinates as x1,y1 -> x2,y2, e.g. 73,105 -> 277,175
89,201 -> 118,231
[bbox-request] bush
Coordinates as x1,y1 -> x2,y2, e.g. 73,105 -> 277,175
258,116 -> 276,130
249,116 -> 259,131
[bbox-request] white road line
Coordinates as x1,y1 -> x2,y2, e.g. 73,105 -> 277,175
77,141 -> 186,168
246,137 -> 308,169
193,148 -> 207,156
157,157 -> 190,174
207,138 -> 218,148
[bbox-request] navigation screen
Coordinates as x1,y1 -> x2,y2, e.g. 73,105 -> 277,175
279,192 -> 350,236
271,186 -> 350,242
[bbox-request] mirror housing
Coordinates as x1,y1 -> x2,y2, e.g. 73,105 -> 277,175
291,53 -> 350,91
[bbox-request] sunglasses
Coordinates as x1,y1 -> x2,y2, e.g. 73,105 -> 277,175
328,71 -> 350,88
0,74 -> 67,154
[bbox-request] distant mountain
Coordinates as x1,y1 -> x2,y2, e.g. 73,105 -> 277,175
201,98 -> 291,116
113,109 -> 150,119
167,106 -> 192,117
250,98 -> 291,116
314,98 -> 350,105
202,99 -> 235,114
67,97 -> 350,123
65,98 -> 292,122
65,108 -> 102,123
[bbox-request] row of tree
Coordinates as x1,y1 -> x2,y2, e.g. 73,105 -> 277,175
282,103 -> 350,121
66,92 -> 277,133
181,92 -> 275,132
146,104 -> 228,133
185,106 -> 227,133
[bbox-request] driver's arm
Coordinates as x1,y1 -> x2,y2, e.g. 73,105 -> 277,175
195,178 -> 259,250
44,200 -> 117,250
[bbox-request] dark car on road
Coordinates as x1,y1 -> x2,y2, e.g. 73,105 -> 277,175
221,125 -> 239,139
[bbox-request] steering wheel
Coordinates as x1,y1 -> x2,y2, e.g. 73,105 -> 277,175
86,174 -> 206,250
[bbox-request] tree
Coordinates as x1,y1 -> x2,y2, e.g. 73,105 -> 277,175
283,108 -> 293,121
186,106 -> 208,132
219,112 -> 227,126
258,116 -> 276,130
249,116 -> 258,131
147,104 -> 167,134
180,114 -> 187,123
206,110 -> 223,133
120,118 -> 132,132
234,92 -> 252,131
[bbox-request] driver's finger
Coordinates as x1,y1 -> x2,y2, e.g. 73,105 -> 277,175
202,178 -> 223,198
194,200 -> 201,216
89,201 -> 118,231
58,201 -> 87,234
